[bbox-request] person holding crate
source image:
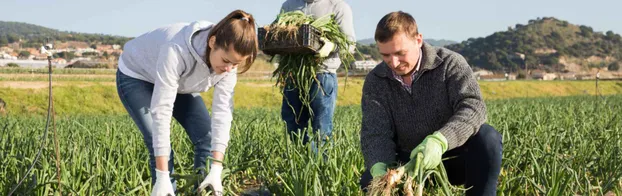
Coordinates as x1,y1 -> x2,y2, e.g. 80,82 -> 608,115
116,10 -> 258,196
276,0 -> 356,148
359,11 -> 503,195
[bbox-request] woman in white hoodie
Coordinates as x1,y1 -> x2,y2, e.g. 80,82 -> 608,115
116,10 -> 257,196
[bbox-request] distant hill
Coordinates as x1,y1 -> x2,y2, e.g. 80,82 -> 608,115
445,17 -> 622,72
357,38 -> 457,47
356,38 -> 375,45
0,21 -> 131,48
425,39 -> 458,47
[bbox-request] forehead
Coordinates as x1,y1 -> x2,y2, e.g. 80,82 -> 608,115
377,33 -> 415,53
220,45 -> 247,62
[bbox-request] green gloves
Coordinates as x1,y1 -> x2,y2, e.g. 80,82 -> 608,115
370,132 -> 448,179
317,37 -> 335,58
370,162 -> 388,178
410,131 -> 448,170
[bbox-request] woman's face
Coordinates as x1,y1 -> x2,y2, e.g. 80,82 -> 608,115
209,36 -> 249,74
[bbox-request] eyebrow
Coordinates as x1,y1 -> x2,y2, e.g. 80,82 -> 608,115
380,50 -> 407,56
222,57 -> 241,64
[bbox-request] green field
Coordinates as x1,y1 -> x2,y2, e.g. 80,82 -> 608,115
1,95 -> 621,195
1,78 -> 622,116
1,67 -> 621,195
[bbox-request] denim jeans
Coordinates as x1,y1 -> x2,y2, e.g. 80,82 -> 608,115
360,124 -> 503,196
116,70 -> 212,187
281,73 -> 337,145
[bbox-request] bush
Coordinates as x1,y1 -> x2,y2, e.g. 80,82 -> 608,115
608,62 -> 620,71
6,63 -> 19,67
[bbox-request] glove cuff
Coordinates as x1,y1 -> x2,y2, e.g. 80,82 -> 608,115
155,169 -> 170,180
370,162 -> 388,178
431,131 -> 449,153
371,162 -> 387,168
209,164 -> 223,177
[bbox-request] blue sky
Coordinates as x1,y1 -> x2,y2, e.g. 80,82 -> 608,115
1,0 -> 620,42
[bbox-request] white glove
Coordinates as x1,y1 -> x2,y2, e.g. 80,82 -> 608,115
317,37 -> 335,58
151,169 -> 175,196
198,164 -> 223,195
348,44 -> 356,54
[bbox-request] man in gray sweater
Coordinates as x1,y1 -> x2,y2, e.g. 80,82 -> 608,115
359,11 -> 502,196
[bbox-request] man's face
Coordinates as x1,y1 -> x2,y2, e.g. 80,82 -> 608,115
377,32 -> 423,76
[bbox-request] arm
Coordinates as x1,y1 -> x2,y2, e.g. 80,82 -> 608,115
209,71 -> 237,165
360,78 -> 395,170
151,43 -> 186,171
279,1 -> 288,13
438,54 -> 487,150
334,2 -> 356,52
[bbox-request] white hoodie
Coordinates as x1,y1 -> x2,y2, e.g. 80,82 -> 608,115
119,21 -> 235,156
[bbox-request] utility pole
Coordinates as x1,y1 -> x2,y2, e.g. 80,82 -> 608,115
595,61 -> 606,96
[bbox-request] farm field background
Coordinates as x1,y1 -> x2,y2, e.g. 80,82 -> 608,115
0,67 -> 621,195
1,67 -> 622,116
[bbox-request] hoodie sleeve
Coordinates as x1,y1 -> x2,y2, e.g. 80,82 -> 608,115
151,43 -> 186,157
334,1 -> 356,43
279,1 -> 290,14
210,71 -> 237,154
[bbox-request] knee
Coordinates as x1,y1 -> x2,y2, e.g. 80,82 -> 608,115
479,124 -> 502,142
475,124 -> 503,154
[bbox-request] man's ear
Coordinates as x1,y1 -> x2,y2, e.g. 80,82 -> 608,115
415,33 -> 423,48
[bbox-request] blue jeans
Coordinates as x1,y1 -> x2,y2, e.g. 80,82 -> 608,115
360,124 -> 503,196
281,73 -> 337,145
116,70 -> 212,187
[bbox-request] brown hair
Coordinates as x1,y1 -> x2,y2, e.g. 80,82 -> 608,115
205,10 -> 258,73
374,11 -> 419,43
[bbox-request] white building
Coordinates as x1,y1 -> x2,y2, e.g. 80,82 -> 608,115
0,52 -> 17,60
352,60 -> 378,70
0,59 -> 67,68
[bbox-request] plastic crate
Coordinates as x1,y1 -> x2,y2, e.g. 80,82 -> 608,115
258,24 -> 322,56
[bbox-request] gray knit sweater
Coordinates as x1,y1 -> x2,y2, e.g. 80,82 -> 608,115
360,42 -> 487,170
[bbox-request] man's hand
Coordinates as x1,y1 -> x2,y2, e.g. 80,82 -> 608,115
317,37 -> 335,58
151,169 -> 175,196
198,164 -> 223,195
410,131 -> 448,170
370,162 -> 389,178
